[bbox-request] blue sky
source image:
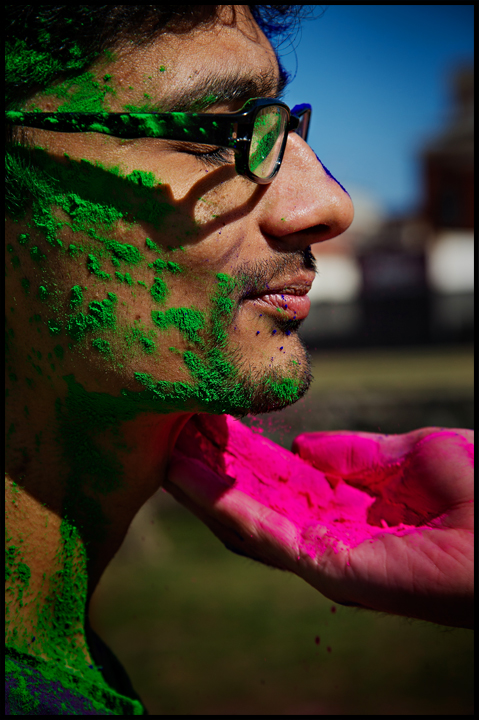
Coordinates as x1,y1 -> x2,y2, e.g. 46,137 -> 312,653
276,5 -> 474,217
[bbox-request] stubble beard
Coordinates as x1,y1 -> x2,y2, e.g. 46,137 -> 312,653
204,317 -> 313,417
197,247 -> 316,416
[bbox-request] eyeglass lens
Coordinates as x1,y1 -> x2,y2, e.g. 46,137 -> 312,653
248,106 -> 288,180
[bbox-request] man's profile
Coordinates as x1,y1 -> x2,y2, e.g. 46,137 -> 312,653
7,5 -> 474,716
5,5 -> 354,715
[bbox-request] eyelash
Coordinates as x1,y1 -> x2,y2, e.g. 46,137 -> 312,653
188,146 -> 234,167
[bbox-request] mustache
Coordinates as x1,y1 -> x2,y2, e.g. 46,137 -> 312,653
232,247 -> 317,301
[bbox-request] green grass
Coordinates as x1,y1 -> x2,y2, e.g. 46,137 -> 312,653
91,497 -> 473,715
308,344 -> 474,391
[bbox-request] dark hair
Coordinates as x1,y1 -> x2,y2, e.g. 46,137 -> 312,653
6,5 -> 320,112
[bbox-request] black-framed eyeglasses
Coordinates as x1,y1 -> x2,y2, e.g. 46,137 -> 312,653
5,98 -> 311,184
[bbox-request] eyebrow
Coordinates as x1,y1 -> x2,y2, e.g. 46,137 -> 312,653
156,66 -> 289,113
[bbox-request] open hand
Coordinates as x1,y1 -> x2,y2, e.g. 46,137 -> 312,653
165,415 -> 473,629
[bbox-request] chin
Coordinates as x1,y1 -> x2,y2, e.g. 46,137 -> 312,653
221,334 -> 313,417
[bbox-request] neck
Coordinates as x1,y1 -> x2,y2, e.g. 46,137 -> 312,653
5,376 -> 192,673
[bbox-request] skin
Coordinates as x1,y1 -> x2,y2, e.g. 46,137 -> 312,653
5,5 -> 353,675
166,417 -> 474,629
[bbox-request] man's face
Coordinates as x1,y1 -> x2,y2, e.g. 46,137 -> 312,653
6,6 -> 354,417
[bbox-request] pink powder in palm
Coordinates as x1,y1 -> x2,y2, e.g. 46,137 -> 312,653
173,413 -> 421,556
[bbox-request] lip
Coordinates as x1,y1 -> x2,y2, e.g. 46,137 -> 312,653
243,274 -> 315,321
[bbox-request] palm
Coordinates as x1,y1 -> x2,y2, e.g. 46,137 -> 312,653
166,416 -> 474,628
292,429 -> 474,627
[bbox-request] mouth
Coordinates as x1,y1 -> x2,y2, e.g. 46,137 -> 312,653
242,275 -> 314,321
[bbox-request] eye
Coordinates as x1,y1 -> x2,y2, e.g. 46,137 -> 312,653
173,141 -> 234,168
189,146 -> 234,168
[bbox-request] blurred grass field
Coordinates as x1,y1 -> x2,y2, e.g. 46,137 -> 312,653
89,345 -> 474,715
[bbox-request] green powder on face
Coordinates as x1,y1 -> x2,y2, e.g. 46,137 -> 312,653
38,285 -> 49,301
124,324 -> 156,355
65,292 -> 117,343
21,278 -> 30,295
29,246 -> 46,263
167,261 -> 181,274
104,240 -> 141,266
211,273 -> 236,347
6,144 -> 177,252
5,41 -> 306,709
91,338 -> 111,355
150,277 -> 168,304
149,258 -> 167,272
47,319 -> 62,336
140,337 -> 155,353
40,70 -> 116,113
145,237 -> 162,254
126,169 -> 157,188
86,254 -> 111,280
69,285 -> 83,309
151,307 -> 205,344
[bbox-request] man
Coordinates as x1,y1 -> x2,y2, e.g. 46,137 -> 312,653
5,5 -> 473,716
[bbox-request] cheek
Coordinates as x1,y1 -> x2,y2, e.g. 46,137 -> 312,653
6,147 -> 246,390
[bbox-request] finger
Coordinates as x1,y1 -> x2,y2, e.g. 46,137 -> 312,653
163,466 -> 265,563
173,414 -> 335,506
165,453 -> 301,572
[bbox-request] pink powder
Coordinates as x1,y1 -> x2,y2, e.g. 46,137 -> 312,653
173,414 -> 422,558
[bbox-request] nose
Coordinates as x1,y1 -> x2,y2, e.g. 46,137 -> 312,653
258,132 -> 354,249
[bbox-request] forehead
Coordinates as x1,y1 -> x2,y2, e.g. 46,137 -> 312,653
100,7 -> 280,110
